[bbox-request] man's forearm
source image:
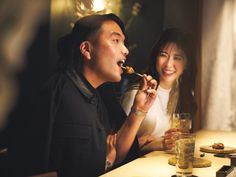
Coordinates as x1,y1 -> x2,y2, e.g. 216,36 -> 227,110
115,110 -> 146,164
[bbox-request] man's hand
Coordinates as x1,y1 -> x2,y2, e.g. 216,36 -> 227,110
133,74 -> 157,114
106,133 -> 117,170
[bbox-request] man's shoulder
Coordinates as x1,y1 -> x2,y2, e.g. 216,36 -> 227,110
40,72 -> 72,94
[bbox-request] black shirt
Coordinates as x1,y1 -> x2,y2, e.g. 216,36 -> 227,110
9,71 -> 139,177
10,70 -> 110,177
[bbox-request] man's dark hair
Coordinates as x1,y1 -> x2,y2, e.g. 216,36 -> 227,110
57,13 -> 126,71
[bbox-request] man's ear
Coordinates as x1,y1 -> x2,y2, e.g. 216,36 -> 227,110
80,41 -> 92,60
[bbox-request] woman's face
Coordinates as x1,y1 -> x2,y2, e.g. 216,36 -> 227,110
156,42 -> 187,89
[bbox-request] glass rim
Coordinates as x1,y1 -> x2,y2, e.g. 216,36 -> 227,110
173,113 -> 191,119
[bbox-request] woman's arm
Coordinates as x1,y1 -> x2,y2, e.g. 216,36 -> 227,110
138,135 -> 164,153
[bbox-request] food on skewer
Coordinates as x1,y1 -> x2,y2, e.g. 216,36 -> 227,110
118,60 -> 143,77
125,66 -> 135,74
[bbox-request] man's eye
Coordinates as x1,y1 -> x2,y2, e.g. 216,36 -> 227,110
113,39 -> 119,43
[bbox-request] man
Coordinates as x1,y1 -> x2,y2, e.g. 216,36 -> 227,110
10,13 -> 157,177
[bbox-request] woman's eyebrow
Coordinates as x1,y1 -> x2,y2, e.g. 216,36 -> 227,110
175,54 -> 185,58
159,50 -> 168,54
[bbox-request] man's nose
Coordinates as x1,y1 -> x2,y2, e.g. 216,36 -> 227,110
122,44 -> 129,57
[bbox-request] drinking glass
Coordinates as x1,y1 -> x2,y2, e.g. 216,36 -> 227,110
166,113 -> 192,154
175,133 -> 196,177
172,113 -> 192,132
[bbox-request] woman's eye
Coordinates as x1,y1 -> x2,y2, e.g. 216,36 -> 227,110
159,52 -> 168,57
174,56 -> 184,60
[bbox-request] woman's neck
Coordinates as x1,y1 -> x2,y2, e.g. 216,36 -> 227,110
159,82 -> 173,90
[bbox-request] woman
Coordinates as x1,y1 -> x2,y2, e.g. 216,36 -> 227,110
121,28 -> 197,153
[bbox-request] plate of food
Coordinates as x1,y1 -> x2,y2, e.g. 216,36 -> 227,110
200,143 -> 236,154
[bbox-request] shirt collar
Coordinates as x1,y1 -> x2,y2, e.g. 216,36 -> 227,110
66,69 -> 96,101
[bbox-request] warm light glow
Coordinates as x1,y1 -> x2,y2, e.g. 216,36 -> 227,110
93,0 -> 105,12
51,0 -> 68,15
80,3 -> 85,11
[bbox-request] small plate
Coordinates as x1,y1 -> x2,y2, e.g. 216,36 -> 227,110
200,145 -> 236,154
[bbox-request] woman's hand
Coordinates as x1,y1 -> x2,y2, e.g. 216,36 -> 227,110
138,135 -> 156,149
163,128 -> 182,150
133,74 -> 157,114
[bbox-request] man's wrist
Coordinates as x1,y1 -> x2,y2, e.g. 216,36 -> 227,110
130,106 -> 147,117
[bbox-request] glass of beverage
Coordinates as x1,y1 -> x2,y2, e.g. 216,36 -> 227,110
175,133 -> 196,177
172,113 -> 192,132
165,113 -> 192,154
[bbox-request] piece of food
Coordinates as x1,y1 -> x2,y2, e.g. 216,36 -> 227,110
212,143 -> 224,149
125,66 -> 134,74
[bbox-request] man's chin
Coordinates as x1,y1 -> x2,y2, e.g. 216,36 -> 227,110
109,75 -> 122,83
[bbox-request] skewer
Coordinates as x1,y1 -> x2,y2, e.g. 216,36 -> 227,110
120,65 -> 143,77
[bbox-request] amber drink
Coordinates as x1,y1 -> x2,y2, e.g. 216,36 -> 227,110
172,113 -> 192,132
175,133 -> 196,177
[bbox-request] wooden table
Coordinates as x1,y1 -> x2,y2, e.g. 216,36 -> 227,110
100,129 -> 236,177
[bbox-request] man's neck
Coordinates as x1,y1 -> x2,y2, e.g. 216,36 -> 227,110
82,67 -> 104,89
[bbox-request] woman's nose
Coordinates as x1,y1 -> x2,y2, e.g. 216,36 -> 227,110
165,57 -> 174,67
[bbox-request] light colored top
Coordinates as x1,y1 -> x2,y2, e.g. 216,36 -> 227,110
121,85 -> 171,138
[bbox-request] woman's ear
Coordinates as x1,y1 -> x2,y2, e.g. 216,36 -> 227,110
80,41 -> 92,60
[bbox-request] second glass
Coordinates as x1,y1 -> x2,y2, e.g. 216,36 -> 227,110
166,113 -> 192,154
171,113 -> 192,132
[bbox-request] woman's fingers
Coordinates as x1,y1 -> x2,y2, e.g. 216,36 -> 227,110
164,137 -> 176,150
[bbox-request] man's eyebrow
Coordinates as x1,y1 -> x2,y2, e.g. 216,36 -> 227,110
111,31 -> 125,39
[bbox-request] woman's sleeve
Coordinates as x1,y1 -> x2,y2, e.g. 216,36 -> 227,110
120,89 -> 138,116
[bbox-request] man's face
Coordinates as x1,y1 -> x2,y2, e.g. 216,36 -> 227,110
88,20 -> 129,84
156,42 -> 187,89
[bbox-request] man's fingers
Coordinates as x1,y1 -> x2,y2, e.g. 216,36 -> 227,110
112,134 -> 117,146
148,78 -> 157,90
139,75 -> 157,96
